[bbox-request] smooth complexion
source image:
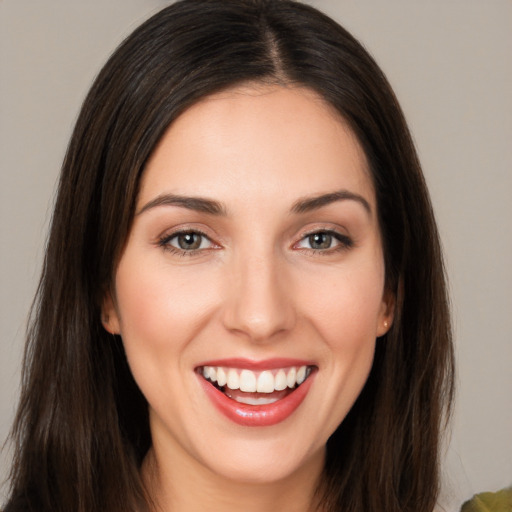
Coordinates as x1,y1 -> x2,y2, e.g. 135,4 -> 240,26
103,84 -> 393,512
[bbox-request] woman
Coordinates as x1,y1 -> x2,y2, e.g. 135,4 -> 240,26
4,0 -> 454,511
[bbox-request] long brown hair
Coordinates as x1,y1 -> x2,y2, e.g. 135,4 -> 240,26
4,1 -> 454,511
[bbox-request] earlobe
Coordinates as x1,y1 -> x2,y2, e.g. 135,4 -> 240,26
377,289 -> 395,337
101,291 -> 121,334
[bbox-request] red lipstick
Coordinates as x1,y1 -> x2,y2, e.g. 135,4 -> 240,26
196,357 -> 313,371
196,359 -> 316,427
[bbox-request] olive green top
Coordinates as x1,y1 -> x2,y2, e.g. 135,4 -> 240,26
461,487 -> 512,512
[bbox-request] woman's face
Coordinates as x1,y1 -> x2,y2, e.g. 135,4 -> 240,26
103,84 -> 393,485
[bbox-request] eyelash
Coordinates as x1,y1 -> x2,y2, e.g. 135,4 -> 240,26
294,229 -> 353,254
157,229 -> 215,256
157,228 -> 353,256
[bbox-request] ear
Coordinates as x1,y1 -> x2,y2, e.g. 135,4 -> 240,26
101,291 -> 121,335
376,288 -> 395,337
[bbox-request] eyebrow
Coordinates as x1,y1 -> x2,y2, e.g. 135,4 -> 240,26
137,194 -> 227,216
291,190 -> 372,215
137,189 -> 371,217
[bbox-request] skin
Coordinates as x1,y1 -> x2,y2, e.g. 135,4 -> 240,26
103,84 -> 394,512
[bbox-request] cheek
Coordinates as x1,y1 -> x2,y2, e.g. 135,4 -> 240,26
316,276 -> 380,378
112,261 -> 224,421
294,259 -> 384,422
298,262 -> 386,343
113,261 -> 221,358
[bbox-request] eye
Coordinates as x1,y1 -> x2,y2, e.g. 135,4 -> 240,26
159,230 -> 215,253
295,230 -> 352,252
304,232 -> 334,250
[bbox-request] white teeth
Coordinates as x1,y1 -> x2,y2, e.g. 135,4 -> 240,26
201,365 -> 312,394
256,371 -> 274,393
274,369 -> 288,391
207,366 -> 217,382
216,367 -> 227,387
286,367 -> 297,388
239,369 -> 257,392
227,394 -> 280,405
227,369 -> 240,390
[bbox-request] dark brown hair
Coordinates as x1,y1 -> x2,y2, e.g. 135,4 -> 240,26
4,1 -> 454,511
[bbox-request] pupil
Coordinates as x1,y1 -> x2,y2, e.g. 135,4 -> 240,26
310,233 -> 331,249
178,233 -> 201,250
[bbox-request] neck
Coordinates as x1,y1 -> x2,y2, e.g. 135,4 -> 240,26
142,445 -> 325,512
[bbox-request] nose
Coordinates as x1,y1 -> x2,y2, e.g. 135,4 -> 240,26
221,251 -> 296,343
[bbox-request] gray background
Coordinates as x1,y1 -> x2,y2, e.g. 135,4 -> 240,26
1,1 -> 511,509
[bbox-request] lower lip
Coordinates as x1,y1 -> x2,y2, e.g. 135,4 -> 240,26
198,372 -> 315,427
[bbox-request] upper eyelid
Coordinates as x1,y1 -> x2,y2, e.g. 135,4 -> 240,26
158,225 -> 217,242
156,225 -> 352,248
295,226 -> 350,241
157,228 -> 214,249
294,227 -> 354,249
158,230 -> 220,256
299,227 -> 344,236
163,227 -> 209,237
159,229 -> 203,241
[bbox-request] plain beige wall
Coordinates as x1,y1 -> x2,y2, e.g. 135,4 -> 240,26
1,1 -> 511,509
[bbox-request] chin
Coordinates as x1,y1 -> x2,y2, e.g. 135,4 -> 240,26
196,434 -> 326,486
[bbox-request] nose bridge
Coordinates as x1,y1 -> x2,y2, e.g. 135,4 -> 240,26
222,245 -> 295,342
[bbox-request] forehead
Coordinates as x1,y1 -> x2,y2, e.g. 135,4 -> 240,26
139,84 -> 375,212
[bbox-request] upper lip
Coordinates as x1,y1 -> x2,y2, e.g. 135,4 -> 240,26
195,357 -> 316,371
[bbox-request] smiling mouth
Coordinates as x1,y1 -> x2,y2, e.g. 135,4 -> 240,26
197,365 -> 315,405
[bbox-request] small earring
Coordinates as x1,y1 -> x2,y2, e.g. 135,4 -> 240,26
383,320 -> 389,329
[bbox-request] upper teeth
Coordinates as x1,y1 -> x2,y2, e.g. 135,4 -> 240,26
202,365 -> 310,393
